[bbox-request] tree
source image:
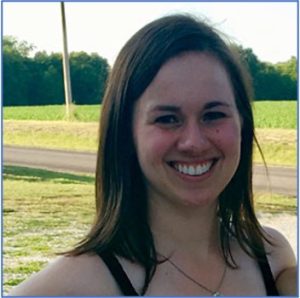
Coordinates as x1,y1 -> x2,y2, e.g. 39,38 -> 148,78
233,45 -> 297,100
30,51 -> 65,105
3,36 -> 34,106
3,35 -> 35,57
3,36 -> 110,106
70,51 -> 110,104
275,57 -> 297,81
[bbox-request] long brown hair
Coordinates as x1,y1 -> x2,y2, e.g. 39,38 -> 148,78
67,14 -> 269,293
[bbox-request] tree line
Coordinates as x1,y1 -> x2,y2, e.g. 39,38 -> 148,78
3,36 -> 110,106
233,45 -> 297,100
3,36 -> 297,106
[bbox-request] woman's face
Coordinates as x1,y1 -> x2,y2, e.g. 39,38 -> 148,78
133,52 -> 242,208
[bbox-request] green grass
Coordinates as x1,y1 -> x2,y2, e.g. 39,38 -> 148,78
4,120 -> 99,152
3,166 -> 95,294
253,128 -> 296,166
253,101 -> 296,129
254,193 -> 296,214
4,105 -> 68,121
3,104 -> 102,122
3,165 -> 297,294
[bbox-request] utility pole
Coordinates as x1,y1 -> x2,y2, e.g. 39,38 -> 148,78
60,2 -> 72,118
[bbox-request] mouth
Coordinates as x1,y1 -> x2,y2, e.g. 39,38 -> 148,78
169,160 -> 216,177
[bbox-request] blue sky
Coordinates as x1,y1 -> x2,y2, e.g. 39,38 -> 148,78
2,2 -> 298,66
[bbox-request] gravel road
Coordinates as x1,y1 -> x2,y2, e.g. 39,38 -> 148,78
258,212 -> 297,257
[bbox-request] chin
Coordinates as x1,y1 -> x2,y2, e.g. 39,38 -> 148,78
176,192 -> 219,208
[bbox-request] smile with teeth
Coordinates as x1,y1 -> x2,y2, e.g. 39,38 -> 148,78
171,161 -> 214,176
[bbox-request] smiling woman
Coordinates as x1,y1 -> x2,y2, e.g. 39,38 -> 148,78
9,13 -> 296,297
132,53 -> 241,209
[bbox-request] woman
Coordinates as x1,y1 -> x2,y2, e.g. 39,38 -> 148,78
10,14 -> 296,296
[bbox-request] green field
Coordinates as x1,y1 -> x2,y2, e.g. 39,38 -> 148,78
3,165 -> 296,294
3,101 -> 297,128
3,104 -> 102,122
252,101 -> 296,129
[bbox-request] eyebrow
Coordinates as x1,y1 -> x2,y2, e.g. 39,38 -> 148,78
203,101 -> 231,110
150,105 -> 181,112
149,101 -> 231,112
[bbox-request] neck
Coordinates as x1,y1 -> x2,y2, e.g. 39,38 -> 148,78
149,196 -> 220,258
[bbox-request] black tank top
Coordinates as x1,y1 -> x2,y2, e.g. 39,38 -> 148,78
98,251 -> 279,296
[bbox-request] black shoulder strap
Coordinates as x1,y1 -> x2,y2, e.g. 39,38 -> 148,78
257,253 -> 279,296
98,251 -> 140,296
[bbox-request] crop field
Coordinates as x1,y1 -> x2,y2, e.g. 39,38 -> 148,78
3,104 -> 102,122
3,100 -> 297,128
252,101 -> 296,129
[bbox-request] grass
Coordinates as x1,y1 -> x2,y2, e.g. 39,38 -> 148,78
3,166 -> 95,294
253,100 -> 297,129
3,165 -> 297,294
253,128 -> 296,166
3,104 -> 102,122
254,193 -> 296,214
4,120 -> 99,152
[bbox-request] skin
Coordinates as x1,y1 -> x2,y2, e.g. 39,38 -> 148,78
9,52 -> 296,296
276,266 -> 297,296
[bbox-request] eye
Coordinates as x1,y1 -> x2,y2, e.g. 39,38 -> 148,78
202,111 -> 227,123
155,115 -> 180,125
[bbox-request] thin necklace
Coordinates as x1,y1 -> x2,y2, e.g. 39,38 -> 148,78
166,257 -> 227,296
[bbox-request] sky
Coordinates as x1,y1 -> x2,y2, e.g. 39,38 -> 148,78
2,2 -> 298,66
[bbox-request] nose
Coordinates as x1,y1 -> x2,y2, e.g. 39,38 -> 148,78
177,121 -> 211,154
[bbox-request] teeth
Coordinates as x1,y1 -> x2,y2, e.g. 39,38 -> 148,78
188,165 -> 195,175
174,161 -> 213,176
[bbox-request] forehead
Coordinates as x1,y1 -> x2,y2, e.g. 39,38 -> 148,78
136,52 -> 235,110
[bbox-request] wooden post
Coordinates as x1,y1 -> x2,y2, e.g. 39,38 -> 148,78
60,2 -> 72,118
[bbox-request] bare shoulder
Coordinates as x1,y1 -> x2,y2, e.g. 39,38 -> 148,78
8,253 -> 122,296
276,266 -> 297,296
262,226 -> 296,278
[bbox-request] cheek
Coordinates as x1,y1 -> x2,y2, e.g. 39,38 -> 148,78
134,127 -> 175,164
213,123 -> 241,153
